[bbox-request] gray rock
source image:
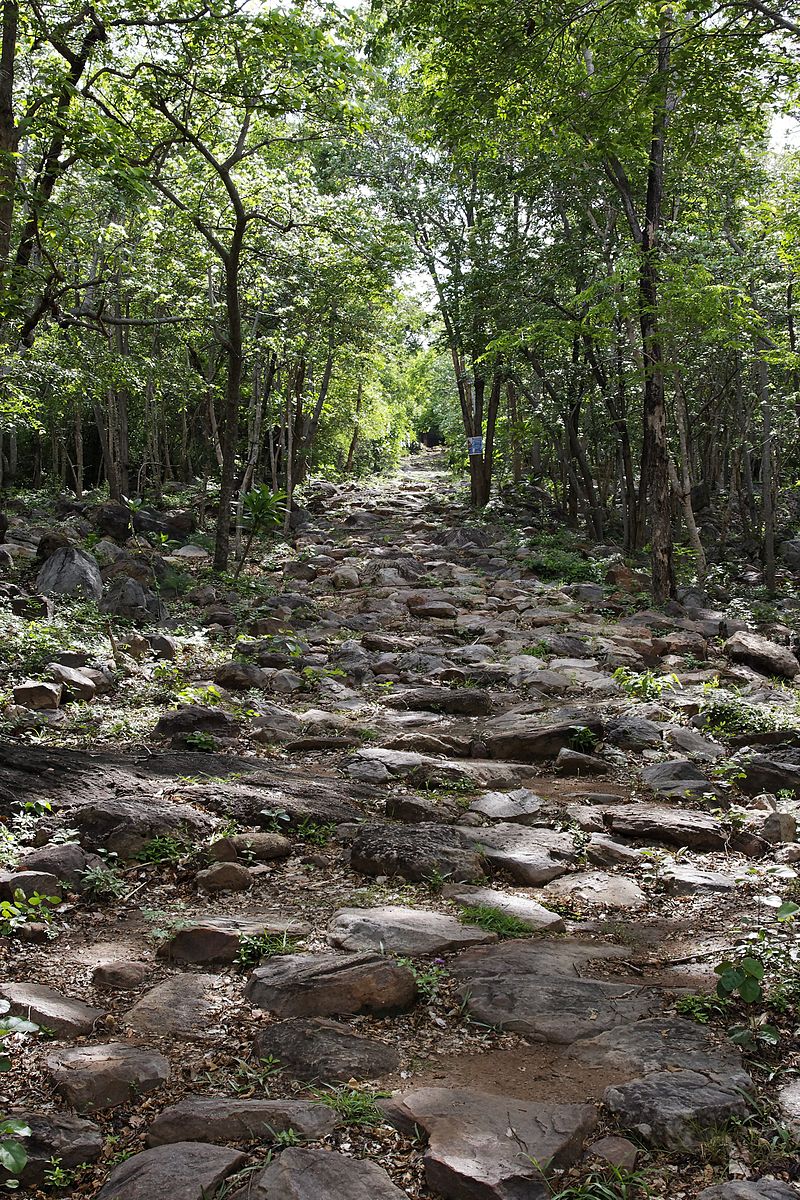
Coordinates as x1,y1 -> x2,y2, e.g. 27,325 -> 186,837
226,1148 -> 408,1200
208,832 -> 292,862
328,906 -> 495,954
153,705 -> 239,741
554,748 -> 611,775
18,842 -> 97,885
255,1017 -> 399,1083
725,631 -> 799,679
603,803 -> 727,850
460,823 -> 576,884
160,915 -> 309,966
96,1142 -> 246,1200
37,546 -> 102,600
65,795 -> 213,858
124,975 -> 219,1039
381,1087 -> 597,1200
5,1111 -> 103,1186
641,759 -> 720,800
607,718 -> 663,749
47,662 -> 96,700
443,884 -> 565,932
543,870 -> 646,909
568,1018 -> 752,1090
483,717 -> 604,762
604,1069 -> 748,1149
245,951 -> 416,1017
0,982 -> 105,1038
12,679 -> 62,710
451,941 -> 657,1043
697,1184 -> 799,1200
663,864 -> 737,893
92,960 -> 151,990
384,686 -> 491,716
467,788 -> 546,824
100,575 -> 163,621
195,861 -> 252,892
0,869 -> 61,900
147,1096 -> 337,1146
350,822 -> 485,883
46,1042 -> 170,1112
214,661 -> 269,689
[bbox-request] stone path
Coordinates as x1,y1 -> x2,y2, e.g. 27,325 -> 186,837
2,455 -> 799,1198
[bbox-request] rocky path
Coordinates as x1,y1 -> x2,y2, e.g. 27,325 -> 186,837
1,455 -> 799,1199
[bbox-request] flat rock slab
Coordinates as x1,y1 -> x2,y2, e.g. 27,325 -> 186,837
124,974 -> 219,1039
467,788 -> 547,824
696,1183 -> 800,1200
161,915 -> 310,965
328,906 -> 496,954
8,1111 -> 103,1186
381,1086 -> 597,1200
451,941 -> 657,1043
350,822 -> 485,883
227,1147 -> 408,1200
147,1096 -> 337,1146
604,1069 -> 749,1149
64,795 -> 214,858
97,1141 -> 246,1200
641,760 -> 720,800
0,982 -> 105,1037
255,1017 -> 399,1083
483,717 -> 604,762
384,686 -> 491,716
567,1018 -> 752,1090
443,884 -> 565,933
245,951 -> 416,1017
459,823 -> 576,885
46,1042 -> 170,1112
542,870 -> 646,910
602,803 -> 727,850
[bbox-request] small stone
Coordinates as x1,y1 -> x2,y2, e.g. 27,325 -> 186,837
160,915 -> 310,965
92,961 -> 151,990
195,861 -> 252,892
124,975 -> 218,1039
587,1136 -> 638,1171
208,832 -> 291,862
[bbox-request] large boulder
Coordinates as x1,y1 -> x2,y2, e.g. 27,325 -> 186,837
100,575 -> 163,621
37,546 -> 102,600
483,716 -> 604,762
724,631 -> 799,679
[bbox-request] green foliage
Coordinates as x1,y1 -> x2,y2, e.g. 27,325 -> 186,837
78,864 -> 127,900
701,693 -> 780,739
524,537 -> 602,584
0,1002 -> 39,1185
395,957 -> 450,1001
235,931 -> 302,969
459,904 -> 531,937
568,725 -> 598,753
543,1165 -> 654,1200
184,731 -> 218,752
311,1085 -> 388,1127
674,993 -> 732,1024
136,835 -> 193,865
294,818 -> 336,847
612,668 -> 680,701
0,890 -> 60,938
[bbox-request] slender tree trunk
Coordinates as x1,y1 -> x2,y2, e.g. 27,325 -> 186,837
0,0 -> 18,291
213,222 -> 245,573
757,358 -> 776,593
345,375 -> 364,474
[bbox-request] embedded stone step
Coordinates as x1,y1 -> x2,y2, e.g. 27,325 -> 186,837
0,982 -> 105,1038
254,1017 -> 399,1083
96,1142 -> 246,1200
226,1147 -> 408,1200
328,905 -> 496,954
147,1096 -> 337,1146
46,1042 -> 170,1112
245,951 -> 416,1017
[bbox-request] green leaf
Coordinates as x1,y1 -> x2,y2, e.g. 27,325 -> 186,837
740,957 -> 764,979
0,1139 -> 28,1174
738,976 -> 763,1004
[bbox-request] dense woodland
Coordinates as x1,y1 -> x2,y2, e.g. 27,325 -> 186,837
0,0 -> 798,595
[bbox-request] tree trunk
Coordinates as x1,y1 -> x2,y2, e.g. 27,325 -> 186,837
213,222 -> 245,573
345,375 -> 364,473
0,0 -> 17,289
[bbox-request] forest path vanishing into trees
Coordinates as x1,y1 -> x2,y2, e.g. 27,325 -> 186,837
1,453 -> 799,1200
